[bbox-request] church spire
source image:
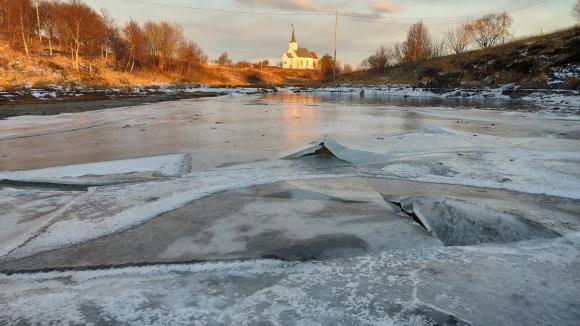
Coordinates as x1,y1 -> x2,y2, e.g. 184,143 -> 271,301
290,25 -> 296,43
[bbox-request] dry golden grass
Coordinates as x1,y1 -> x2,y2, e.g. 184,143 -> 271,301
0,40 -> 322,90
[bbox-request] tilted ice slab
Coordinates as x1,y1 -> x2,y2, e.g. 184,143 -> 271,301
0,153 -> 191,184
3,160 -> 350,260
282,136 -> 391,165
281,129 -> 580,199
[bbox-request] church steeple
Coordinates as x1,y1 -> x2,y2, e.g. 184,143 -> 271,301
288,25 -> 298,52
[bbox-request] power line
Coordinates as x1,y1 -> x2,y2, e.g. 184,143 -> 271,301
123,0 -> 334,16
340,0 -> 548,26
123,0 -> 548,23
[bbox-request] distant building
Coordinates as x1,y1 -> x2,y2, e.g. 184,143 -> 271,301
281,29 -> 319,70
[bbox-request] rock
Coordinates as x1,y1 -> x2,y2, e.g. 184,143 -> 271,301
484,75 -> 496,85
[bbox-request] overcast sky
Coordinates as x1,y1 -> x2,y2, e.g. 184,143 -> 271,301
83,0 -> 577,66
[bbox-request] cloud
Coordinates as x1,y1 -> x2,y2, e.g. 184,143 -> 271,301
236,0 -> 327,12
369,1 -> 401,13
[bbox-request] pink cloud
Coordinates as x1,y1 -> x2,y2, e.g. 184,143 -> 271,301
369,1 -> 401,13
236,0 -> 327,12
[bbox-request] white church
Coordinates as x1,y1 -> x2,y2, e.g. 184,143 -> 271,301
281,28 -> 320,70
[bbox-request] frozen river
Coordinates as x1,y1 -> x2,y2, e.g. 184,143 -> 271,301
0,90 -> 579,325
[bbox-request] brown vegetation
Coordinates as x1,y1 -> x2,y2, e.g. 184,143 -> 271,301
0,0 -> 322,88
360,12 -> 514,71
340,26 -> 580,89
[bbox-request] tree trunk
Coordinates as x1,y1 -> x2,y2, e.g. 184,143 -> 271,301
20,9 -> 29,56
74,21 -> 80,70
48,32 -> 53,55
35,0 -> 42,43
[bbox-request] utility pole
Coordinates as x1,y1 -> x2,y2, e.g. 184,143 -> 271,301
333,10 -> 339,83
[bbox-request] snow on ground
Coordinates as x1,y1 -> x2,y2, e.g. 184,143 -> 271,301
549,64 -> 580,85
0,85 -> 274,103
522,91 -> 580,111
0,153 -> 191,183
0,90 -> 578,325
1,233 -> 578,325
303,84 -> 580,112
303,84 -> 512,100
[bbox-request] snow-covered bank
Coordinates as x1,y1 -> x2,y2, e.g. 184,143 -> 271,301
297,84 -> 580,113
0,84 -> 274,102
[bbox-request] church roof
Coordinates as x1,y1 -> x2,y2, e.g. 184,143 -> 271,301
295,48 -> 315,59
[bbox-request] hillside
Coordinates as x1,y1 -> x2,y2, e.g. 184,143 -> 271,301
0,39 -> 321,90
337,27 -> 580,90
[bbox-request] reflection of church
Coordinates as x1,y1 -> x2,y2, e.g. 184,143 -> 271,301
281,28 -> 319,70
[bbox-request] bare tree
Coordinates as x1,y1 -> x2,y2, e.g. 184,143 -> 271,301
402,22 -> 433,64
320,53 -> 339,80
53,0 -> 106,70
123,20 -> 148,71
360,45 -> 390,72
430,38 -> 448,58
470,12 -> 512,48
445,22 -> 472,54
18,0 -> 31,55
176,40 -> 207,74
34,0 -> 41,43
390,42 -> 404,64
1,0 -> 34,55
42,0 -> 55,55
572,0 -> 580,24
100,9 -> 116,60
216,52 -> 232,66
108,27 -> 129,70
144,21 -> 183,71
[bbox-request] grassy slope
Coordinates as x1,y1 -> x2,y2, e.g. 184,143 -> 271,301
0,40 -> 321,89
337,27 -> 580,89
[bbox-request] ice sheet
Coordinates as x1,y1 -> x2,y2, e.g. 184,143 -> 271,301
0,153 -> 191,183
1,234 -> 578,325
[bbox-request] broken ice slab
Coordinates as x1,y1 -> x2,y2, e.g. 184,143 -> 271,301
395,198 -> 561,246
0,187 -> 83,257
0,178 -> 442,272
282,136 -> 390,165
0,153 -> 192,185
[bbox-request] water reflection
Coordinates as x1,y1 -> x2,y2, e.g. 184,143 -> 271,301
262,93 -> 322,104
264,92 -> 539,111
282,102 -> 320,148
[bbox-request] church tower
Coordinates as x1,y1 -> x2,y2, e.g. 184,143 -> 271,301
288,27 -> 298,52
281,25 -> 319,70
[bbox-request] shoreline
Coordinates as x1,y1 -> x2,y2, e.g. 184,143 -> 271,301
1,84 -> 579,119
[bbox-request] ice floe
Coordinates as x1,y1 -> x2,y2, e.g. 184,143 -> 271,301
0,153 -> 192,184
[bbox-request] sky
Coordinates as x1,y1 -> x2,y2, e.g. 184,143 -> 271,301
83,0 -> 577,66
